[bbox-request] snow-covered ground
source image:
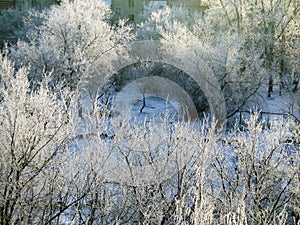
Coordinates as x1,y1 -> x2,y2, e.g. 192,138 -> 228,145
259,87 -> 298,115
81,81 -> 299,131
130,96 -> 179,123
239,85 -> 300,126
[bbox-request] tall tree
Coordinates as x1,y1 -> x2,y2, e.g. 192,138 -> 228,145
140,6 -> 263,118
9,0 -> 134,101
202,0 -> 300,97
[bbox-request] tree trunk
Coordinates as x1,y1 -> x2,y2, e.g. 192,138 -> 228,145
140,94 -> 146,113
279,61 -> 284,96
78,89 -> 83,118
279,33 -> 286,96
268,74 -> 273,98
292,71 -> 299,93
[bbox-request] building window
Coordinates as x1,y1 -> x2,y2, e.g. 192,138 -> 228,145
128,14 -> 135,22
115,7 -> 121,15
128,0 -> 134,7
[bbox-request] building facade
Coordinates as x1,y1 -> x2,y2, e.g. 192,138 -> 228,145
111,0 -> 151,24
0,0 -> 15,9
167,0 -> 206,13
111,0 -> 206,24
0,0 -> 58,9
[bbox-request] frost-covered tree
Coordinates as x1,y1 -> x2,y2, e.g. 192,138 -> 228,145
140,3 -> 299,119
139,7 -> 263,118
0,9 -> 28,48
137,6 -> 202,40
9,0 -> 133,94
0,6 -> 46,48
201,0 -> 300,97
0,54 -> 115,224
0,54 -> 73,223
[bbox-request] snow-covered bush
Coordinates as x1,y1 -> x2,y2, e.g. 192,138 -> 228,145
1,53 -> 299,223
0,54 -> 75,223
72,111 -> 299,225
